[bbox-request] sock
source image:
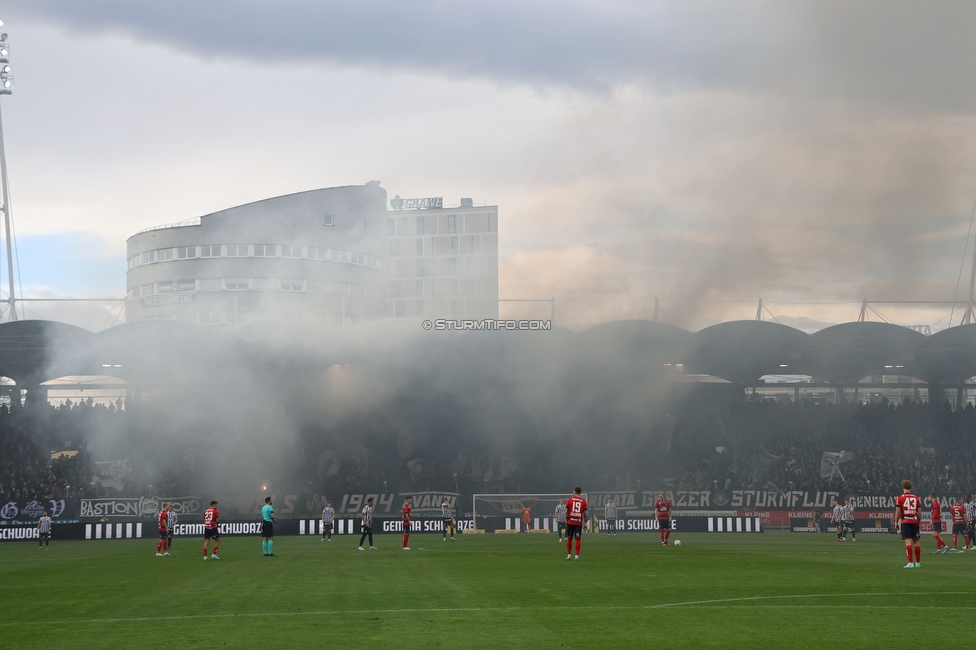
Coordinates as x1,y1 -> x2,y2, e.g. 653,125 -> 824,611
268,540 -> 273,554
262,540 -> 268,554
665,529 -> 671,542
954,535 -> 958,548
567,537 -> 572,554
157,540 -> 164,553
906,546 -> 913,562
914,546 -> 921,563
204,547 -> 208,557
213,542 -> 219,555
575,538 -> 581,555
403,533 -> 409,548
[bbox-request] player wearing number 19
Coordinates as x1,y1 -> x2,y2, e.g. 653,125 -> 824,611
894,480 -> 922,568
565,487 -> 587,561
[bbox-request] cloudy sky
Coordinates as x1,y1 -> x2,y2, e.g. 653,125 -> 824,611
5,1 -> 976,330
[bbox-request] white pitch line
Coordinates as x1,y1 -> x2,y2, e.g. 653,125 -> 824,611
3,592 -> 974,627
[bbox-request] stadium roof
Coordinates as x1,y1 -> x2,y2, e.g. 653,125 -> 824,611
1,318 -> 976,387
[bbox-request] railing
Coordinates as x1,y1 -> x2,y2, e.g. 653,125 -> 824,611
134,217 -> 202,235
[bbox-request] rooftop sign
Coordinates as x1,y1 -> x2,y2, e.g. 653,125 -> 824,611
390,195 -> 442,210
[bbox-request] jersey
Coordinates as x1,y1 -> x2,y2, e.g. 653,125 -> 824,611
261,504 -> 275,523
441,503 -> 452,519
655,500 -> 672,521
402,503 -> 412,523
322,506 -> 335,523
832,505 -> 843,521
842,505 -> 854,522
966,501 -> 976,523
38,516 -> 51,534
167,510 -> 178,528
931,500 -> 942,523
604,502 -> 618,519
362,504 -> 373,527
895,493 -> 921,523
157,510 -> 168,531
566,496 -> 587,526
554,504 -> 567,524
951,504 -> 967,525
204,507 -> 219,529
521,506 -> 532,522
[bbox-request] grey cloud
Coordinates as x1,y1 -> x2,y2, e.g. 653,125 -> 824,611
12,1 -> 976,111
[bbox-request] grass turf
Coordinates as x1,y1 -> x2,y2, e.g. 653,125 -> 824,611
1,531 -> 974,648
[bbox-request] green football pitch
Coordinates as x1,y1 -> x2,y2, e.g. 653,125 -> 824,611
2,532 -> 974,648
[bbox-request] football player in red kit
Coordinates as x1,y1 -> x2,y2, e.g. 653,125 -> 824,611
895,480 -> 922,568
565,487 -> 587,561
655,493 -> 673,546
930,493 -> 946,554
155,503 -> 170,556
950,497 -> 969,551
402,496 -> 413,550
202,500 -> 220,560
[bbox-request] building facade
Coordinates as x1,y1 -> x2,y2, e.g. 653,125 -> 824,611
125,184 -> 388,327
386,197 -> 499,319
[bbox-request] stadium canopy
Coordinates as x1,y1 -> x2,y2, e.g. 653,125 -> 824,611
919,323 -> 976,384
807,322 -> 926,384
577,320 -> 693,366
0,320 -> 97,384
690,321 -> 808,383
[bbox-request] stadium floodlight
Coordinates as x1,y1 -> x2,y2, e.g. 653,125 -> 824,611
1,66 -> 8,74
0,34 -> 7,42
0,20 -> 16,321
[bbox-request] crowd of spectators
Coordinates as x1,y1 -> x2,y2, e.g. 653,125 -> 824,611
679,397 -> 976,496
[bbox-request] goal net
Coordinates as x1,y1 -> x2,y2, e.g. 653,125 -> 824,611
472,493 -> 588,533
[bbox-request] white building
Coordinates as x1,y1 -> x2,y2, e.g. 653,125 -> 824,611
386,197 -> 499,319
125,183 -> 388,327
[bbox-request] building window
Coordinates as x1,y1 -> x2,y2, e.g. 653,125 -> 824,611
390,240 -> 401,257
394,259 -> 405,278
416,215 -> 425,236
416,299 -> 424,316
281,280 -> 303,291
226,244 -> 247,257
416,238 -> 424,256
395,300 -> 405,317
324,213 -> 335,227
397,216 -> 408,236
451,236 -> 459,255
416,259 -> 425,277
363,220 -> 370,233
282,245 -> 302,258
177,246 -> 196,259
155,248 -> 174,261
254,244 -> 276,256
226,280 -> 249,291
390,281 -> 402,298
447,215 -> 456,234
416,279 -> 424,296
141,250 -> 156,264
448,257 -> 457,276
201,245 -> 220,257
386,218 -> 396,236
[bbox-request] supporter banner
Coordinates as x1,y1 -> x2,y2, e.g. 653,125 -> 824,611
0,498 -> 77,522
790,518 -> 896,533
331,492 -> 460,517
79,496 -> 202,520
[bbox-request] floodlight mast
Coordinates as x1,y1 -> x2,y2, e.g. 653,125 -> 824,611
0,22 -> 17,321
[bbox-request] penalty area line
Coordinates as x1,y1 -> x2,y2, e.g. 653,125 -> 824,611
4,592 -> 975,627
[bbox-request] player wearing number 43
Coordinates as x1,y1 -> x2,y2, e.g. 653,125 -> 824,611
895,480 -> 922,568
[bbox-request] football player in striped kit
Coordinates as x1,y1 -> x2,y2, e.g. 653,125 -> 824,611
554,501 -> 567,542
358,497 -> 376,550
604,498 -> 618,537
441,497 -> 455,541
36,511 -> 52,550
321,501 -> 335,542
842,498 -> 855,542
831,498 -> 845,542
966,495 -> 976,550
166,503 -> 177,552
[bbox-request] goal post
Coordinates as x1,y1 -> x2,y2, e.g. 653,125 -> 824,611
472,493 -> 588,533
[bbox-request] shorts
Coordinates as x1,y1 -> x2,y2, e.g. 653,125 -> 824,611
932,522 -> 943,533
557,522 -> 566,530
403,521 -> 411,531
442,518 -> 452,530
566,524 -> 582,539
900,523 -> 921,540
606,518 -> 617,531
39,532 -> 50,540
659,519 -> 671,531
323,520 -> 334,532
204,527 -> 219,539
953,523 -> 967,535
262,521 -> 274,537
842,521 -> 854,531
158,528 -> 168,539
